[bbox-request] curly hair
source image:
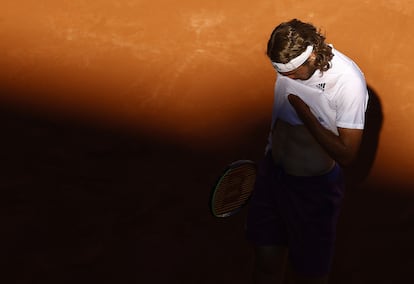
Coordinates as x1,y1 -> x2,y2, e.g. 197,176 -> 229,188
267,19 -> 333,73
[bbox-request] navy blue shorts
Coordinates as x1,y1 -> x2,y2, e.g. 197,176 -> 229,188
246,152 -> 345,277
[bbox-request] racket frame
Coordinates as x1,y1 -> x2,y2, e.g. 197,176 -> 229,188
209,160 -> 256,218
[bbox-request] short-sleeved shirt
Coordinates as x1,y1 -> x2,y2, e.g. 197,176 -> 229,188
266,46 -> 368,151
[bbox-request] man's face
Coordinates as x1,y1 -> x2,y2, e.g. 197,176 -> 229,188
279,55 -> 317,80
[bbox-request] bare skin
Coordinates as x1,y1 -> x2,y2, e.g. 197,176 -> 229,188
287,94 -> 363,167
253,53 -> 363,284
271,119 -> 335,176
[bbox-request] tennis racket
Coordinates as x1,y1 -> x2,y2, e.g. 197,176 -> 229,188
209,160 -> 257,218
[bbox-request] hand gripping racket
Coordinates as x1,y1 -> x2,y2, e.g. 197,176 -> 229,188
209,160 -> 257,218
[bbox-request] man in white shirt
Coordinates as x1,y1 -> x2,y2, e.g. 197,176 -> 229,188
246,19 -> 368,284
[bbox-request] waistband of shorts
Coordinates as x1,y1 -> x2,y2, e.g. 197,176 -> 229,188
276,163 -> 342,183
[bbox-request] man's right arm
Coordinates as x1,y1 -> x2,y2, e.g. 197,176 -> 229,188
288,94 -> 363,167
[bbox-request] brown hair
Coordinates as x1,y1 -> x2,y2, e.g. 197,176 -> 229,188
267,19 -> 333,73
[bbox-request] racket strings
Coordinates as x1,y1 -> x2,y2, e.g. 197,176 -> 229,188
213,166 -> 256,216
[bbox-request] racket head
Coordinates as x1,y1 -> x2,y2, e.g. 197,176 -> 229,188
210,160 -> 257,218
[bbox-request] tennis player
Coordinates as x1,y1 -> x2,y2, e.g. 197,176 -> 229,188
246,19 -> 368,284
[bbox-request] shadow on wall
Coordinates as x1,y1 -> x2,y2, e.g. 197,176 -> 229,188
344,85 -> 384,186
2,86 -> 413,284
0,99 -> 267,284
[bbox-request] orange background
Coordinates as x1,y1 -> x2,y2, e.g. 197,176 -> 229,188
1,1 -> 414,189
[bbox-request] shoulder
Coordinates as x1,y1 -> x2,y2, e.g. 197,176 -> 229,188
330,47 -> 366,84
324,48 -> 368,106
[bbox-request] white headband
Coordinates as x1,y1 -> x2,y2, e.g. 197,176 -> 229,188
272,45 -> 314,73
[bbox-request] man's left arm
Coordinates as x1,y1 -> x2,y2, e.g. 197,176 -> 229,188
288,94 -> 363,167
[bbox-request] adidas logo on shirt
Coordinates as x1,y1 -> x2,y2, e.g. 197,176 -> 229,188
316,83 -> 326,91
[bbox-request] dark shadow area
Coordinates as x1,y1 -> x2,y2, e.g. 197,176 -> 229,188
344,85 -> 384,185
331,185 -> 414,284
0,101 -> 265,284
0,89 -> 412,284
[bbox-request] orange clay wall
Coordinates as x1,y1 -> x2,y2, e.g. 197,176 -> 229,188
1,1 -> 413,189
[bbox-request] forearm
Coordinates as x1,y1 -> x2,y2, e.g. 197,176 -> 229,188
288,94 -> 361,167
298,111 -> 355,166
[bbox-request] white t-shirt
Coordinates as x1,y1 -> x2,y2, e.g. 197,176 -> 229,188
267,46 -> 368,151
